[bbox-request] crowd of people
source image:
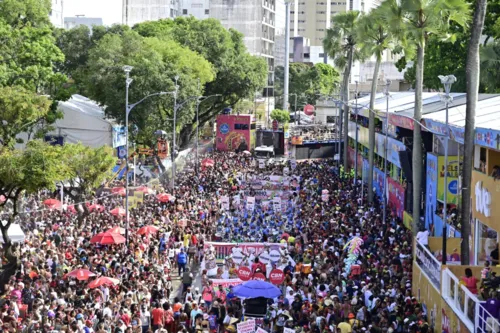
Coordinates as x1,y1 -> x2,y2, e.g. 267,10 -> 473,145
0,150 -> 429,333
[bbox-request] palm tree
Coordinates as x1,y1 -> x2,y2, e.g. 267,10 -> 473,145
381,0 -> 469,231
461,0 -> 487,264
323,11 -> 363,170
356,7 -> 397,204
480,42 -> 500,92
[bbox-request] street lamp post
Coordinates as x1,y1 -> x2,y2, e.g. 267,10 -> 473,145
283,0 -> 292,112
439,74 -> 456,265
195,90 -> 221,173
354,82 -> 359,190
382,80 -> 391,224
172,76 -> 179,194
123,65 -> 170,245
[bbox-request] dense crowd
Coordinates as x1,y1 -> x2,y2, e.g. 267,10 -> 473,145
0,151 -> 428,333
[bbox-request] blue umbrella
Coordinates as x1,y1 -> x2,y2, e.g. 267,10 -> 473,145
232,280 -> 282,299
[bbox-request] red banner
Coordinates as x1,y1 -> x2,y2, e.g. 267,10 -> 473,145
387,177 -> 405,219
389,114 -> 415,130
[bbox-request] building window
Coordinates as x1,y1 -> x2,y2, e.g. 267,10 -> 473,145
317,29 -> 324,31
291,11 -> 295,14
205,9 -> 209,14
319,53 -> 325,57
317,11 -> 326,14
183,9 -> 188,14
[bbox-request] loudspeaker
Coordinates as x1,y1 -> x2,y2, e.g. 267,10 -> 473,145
398,150 -> 412,180
244,297 -> 268,317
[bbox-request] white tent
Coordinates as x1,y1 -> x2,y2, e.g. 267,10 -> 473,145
0,224 -> 25,243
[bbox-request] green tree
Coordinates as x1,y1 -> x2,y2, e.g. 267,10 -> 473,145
0,140 -> 70,292
0,86 -> 53,147
233,99 -> 255,114
270,109 -> 291,124
274,63 -> 339,109
133,17 -> 267,144
84,30 -> 215,147
480,42 -> 500,92
323,11 -> 363,170
357,7 -> 398,203
62,143 -> 115,225
382,0 -> 470,230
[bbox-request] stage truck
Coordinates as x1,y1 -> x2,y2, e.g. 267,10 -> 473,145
215,114 -> 256,152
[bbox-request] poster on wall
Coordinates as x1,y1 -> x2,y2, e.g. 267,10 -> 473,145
438,156 -> 460,204
387,177 -> 405,219
373,167 -> 385,199
426,153 -> 438,233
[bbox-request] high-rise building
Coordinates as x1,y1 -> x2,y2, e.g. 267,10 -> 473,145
122,0 -> 180,26
49,0 -> 64,28
180,0 -> 210,19
64,17 -> 103,31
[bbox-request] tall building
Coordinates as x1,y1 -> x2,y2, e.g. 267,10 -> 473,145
122,0 -> 180,26
209,0 -> 280,98
180,0 -> 211,19
64,17 -> 103,31
49,0 -> 64,28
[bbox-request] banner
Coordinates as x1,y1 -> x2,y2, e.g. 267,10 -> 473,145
221,196 -> 230,211
291,136 -> 303,145
204,242 -> 286,260
387,177 -> 405,219
237,320 -> 256,333
415,241 -> 441,289
290,159 -> 297,170
258,160 -> 265,169
438,156 -> 460,204
233,196 -> 241,208
425,153 -> 438,231
127,196 -> 137,210
112,126 -> 126,148
210,278 -> 243,289
373,167 -> 385,199
157,139 -> 169,159
246,197 -> 255,211
272,197 -> 281,212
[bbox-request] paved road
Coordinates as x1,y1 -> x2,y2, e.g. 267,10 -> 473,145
170,260 -> 203,302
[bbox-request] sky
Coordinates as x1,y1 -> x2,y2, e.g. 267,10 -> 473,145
63,0 -> 123,25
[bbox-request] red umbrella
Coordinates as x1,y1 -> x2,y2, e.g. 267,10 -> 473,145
66,205 -> 77,214
157,193 -> 174,203
88,277 -> 120,289
43,199 -> 61,209
88,204 -> 105,212
137,225 -> 159,235
110,207 -> 126,217
136,186 -> 154,195
201,158 -> 215,167
64,269 -> 96,281
106,226 -> 126,235
111,187 -> 126,197
90,232 -> 126,245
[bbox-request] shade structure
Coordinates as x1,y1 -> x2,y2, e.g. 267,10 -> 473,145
106,226 -> 126,235
136,186 -> 154,195
232,280 -> 282,299
88,277 -> 120,289
137,225 -> 159,235
157,193 -> 174,203
43,199 -> 61,209
90,231 -> 126,245
111,187 -> 126,196
201,158 -> 215,167
64,269 -> 96,281
110,207 -> 126,217
88,204 -> 105,212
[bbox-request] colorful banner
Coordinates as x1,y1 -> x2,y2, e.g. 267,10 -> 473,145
210,278 -> 243,288
216,114 -> 253,152
362,158 -> 369,181
290,136 -> 303,145
389,114 -> 415,130
387,177 -> 405,219
237,320 -> 256,333
475,127 -> 500,150
425,154 -> 438,232
112,125 -> 126,148
157,139 -> 169,159
403,211 -> 413,230
437,156 -> 460,204
348,121 -> 370,147
373,167 -> 385,199
204,242 -> 286,260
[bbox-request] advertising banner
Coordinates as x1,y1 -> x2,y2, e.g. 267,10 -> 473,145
210,278 -> 243,289
112,126 -> 126,148
216,114 -> 252,152
362,158 -> 369,181
415,241 -> 441,289
237,320 -> 256,333
385,136 -> 406,168
204,242 -> 286,260
426,153 -> 438,232
387,177 -> 405,219
437,156 -> 460,204
373,167 -> 385,199
389,114 -> 415,130
475,128 -> 500,150
246,197 -> 255,211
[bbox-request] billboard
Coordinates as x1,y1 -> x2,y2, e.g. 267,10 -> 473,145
373,167 -> 385,199
216,115 -> 254,152
437,156 -> 460,204
426,153 -> 438,232
387,177 -> 405,219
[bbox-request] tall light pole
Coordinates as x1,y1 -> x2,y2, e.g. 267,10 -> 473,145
195,89 -> 221,172
123,65 -> 169,245
439,74 -> 456,265
283,0 -> 292,112
382,80 -> 391,224
354,81 -> 359,190
172,75 -> 179,193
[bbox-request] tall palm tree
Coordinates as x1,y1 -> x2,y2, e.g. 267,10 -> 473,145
479,42 -> 500,92
461,0 -> 487,264
323,11 -> 363,170
381,0 -> 469,231
356,7 -> 398,203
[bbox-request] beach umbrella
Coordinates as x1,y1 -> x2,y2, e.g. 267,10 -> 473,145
64,269 -> 96,281
157,193 -> 174,203
201,158 -> 215,167
110,207 -> 126,217
232,280 -> 282,299
43,199 -> 61,209
111,187 -> 126,196
88,204 -> 105,212
90,232 -> 126,245
137,225 -> 159,235
88,277 -> 120,289
66,205 -> 77,214
136,186 -> 154,195
106,226 -> 126,235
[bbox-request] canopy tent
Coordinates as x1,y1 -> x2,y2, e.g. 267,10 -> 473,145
0,224 -> 25,243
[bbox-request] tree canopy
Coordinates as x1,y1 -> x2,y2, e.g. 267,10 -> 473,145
270,109 -> 290,124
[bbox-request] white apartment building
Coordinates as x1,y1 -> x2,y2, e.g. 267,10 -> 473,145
49,0 -> 64,28
122,0 -> 180,26
64,17 -> 103,31
180,0 -> 211,18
